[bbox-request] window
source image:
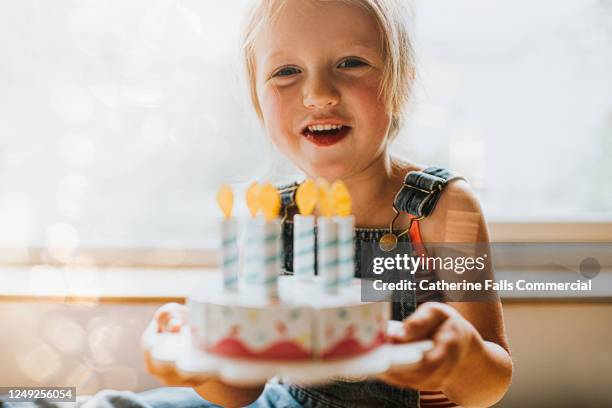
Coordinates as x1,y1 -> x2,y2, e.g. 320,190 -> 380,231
399,0 -> 612,222
0,0 -> 610,252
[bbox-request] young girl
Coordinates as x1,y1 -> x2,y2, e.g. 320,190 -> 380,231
143,0 -> 513,407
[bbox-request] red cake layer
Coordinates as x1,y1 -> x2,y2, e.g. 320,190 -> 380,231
208,337 -> 312,360
207,330 -> 386,361
321,330 -> 386,360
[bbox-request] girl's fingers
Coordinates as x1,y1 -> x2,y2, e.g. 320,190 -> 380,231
382,304 -> 480,391
426,322 -> 464,366
387,318 -> 470,387
143,349 -> 204,387
399,302 -> 452,342
154,303 -> 188,333
143,303 -> 199,386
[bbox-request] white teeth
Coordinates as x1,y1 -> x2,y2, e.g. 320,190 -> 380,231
307,124 -> 343,132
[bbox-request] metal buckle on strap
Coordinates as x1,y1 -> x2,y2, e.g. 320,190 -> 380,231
380,208 -> 425,252
379,179 -> 443,252
402,181 -> 444,195
280,183 -> 300,224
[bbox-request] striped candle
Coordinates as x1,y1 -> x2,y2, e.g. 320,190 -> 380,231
243,217 -> 265,287
334,215 -> 355,286
220,219 -> 239,291
243,217 -> 280,299
317,217 -> 339,293
261,220 -> 281,299
293,214 -> 315,280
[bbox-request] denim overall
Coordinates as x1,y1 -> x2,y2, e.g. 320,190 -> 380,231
276,166 -> 460,408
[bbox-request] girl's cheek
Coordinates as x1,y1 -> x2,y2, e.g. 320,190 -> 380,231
260,87 -> 295,144
260,88 -> 283,128
349,75 -> 384,105
344,79 -> 390,137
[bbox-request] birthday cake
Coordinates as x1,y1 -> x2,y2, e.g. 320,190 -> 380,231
187,181 -> 390,361
189,277 -> 388,361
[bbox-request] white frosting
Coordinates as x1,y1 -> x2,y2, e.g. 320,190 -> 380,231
189,275 -> 373,309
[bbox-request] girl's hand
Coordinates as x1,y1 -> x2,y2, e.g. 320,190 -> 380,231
142,303 -> 265,408
142,303 -> 202,387
381,302 -> 482,391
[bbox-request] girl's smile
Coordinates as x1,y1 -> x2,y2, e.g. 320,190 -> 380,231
300,117 -> 352,147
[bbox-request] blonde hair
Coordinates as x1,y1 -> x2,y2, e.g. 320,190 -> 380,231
242,0 -> 415,139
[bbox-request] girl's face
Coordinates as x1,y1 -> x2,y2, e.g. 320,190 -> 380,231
254,0 -> 391,180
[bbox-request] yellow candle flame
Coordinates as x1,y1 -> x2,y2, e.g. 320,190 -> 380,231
246,182 -> 261,217
316,178 -> 333,217
216,184 -> 234,219
260,183 -> 281,221
331,180 -> 352,216
296,179 -> 318,216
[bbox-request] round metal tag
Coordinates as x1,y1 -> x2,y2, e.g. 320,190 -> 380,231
379,233 -> 398,252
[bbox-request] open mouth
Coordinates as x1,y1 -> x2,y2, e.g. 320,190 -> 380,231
301,124 -> 351,147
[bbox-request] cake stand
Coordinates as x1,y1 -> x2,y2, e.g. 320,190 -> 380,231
143,321 -> 434,386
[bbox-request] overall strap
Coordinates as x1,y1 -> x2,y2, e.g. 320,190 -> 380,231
277,182 -> 300,274
278,182 -> 299,222
394,166 -> 465,219
391,167 -> 464,323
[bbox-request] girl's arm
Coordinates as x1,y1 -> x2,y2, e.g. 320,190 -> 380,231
381,180 -> 513,407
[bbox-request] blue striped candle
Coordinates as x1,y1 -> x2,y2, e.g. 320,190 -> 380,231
261,220 -> 281,299
334,215 -> 355,287
293,215 -> 315,280
243,216 -> 265,287
220,219 -> 239,291
243,217 -> 280,300
317,217 -> 339,293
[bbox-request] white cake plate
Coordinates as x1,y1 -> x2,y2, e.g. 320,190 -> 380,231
143,321 -> 434,386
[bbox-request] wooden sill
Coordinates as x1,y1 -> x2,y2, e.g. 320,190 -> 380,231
0,266 -> 214,303
1,266 -> 610,304
490,221 -> 612,242
0,222 -> 609,268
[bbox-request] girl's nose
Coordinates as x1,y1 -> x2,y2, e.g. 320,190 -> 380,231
303,75 -> 340,110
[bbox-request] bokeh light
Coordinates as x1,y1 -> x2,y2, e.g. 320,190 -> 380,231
46,222 -> 80,262
87,316 -> 123,366
16,339 -> 62,383
42,314 -> 86,355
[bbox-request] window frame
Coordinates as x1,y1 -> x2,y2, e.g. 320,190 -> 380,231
0,222 -> 609,268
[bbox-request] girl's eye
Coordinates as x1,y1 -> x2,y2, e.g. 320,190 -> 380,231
338,58 -> 368,69
272,66 -> 301,78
